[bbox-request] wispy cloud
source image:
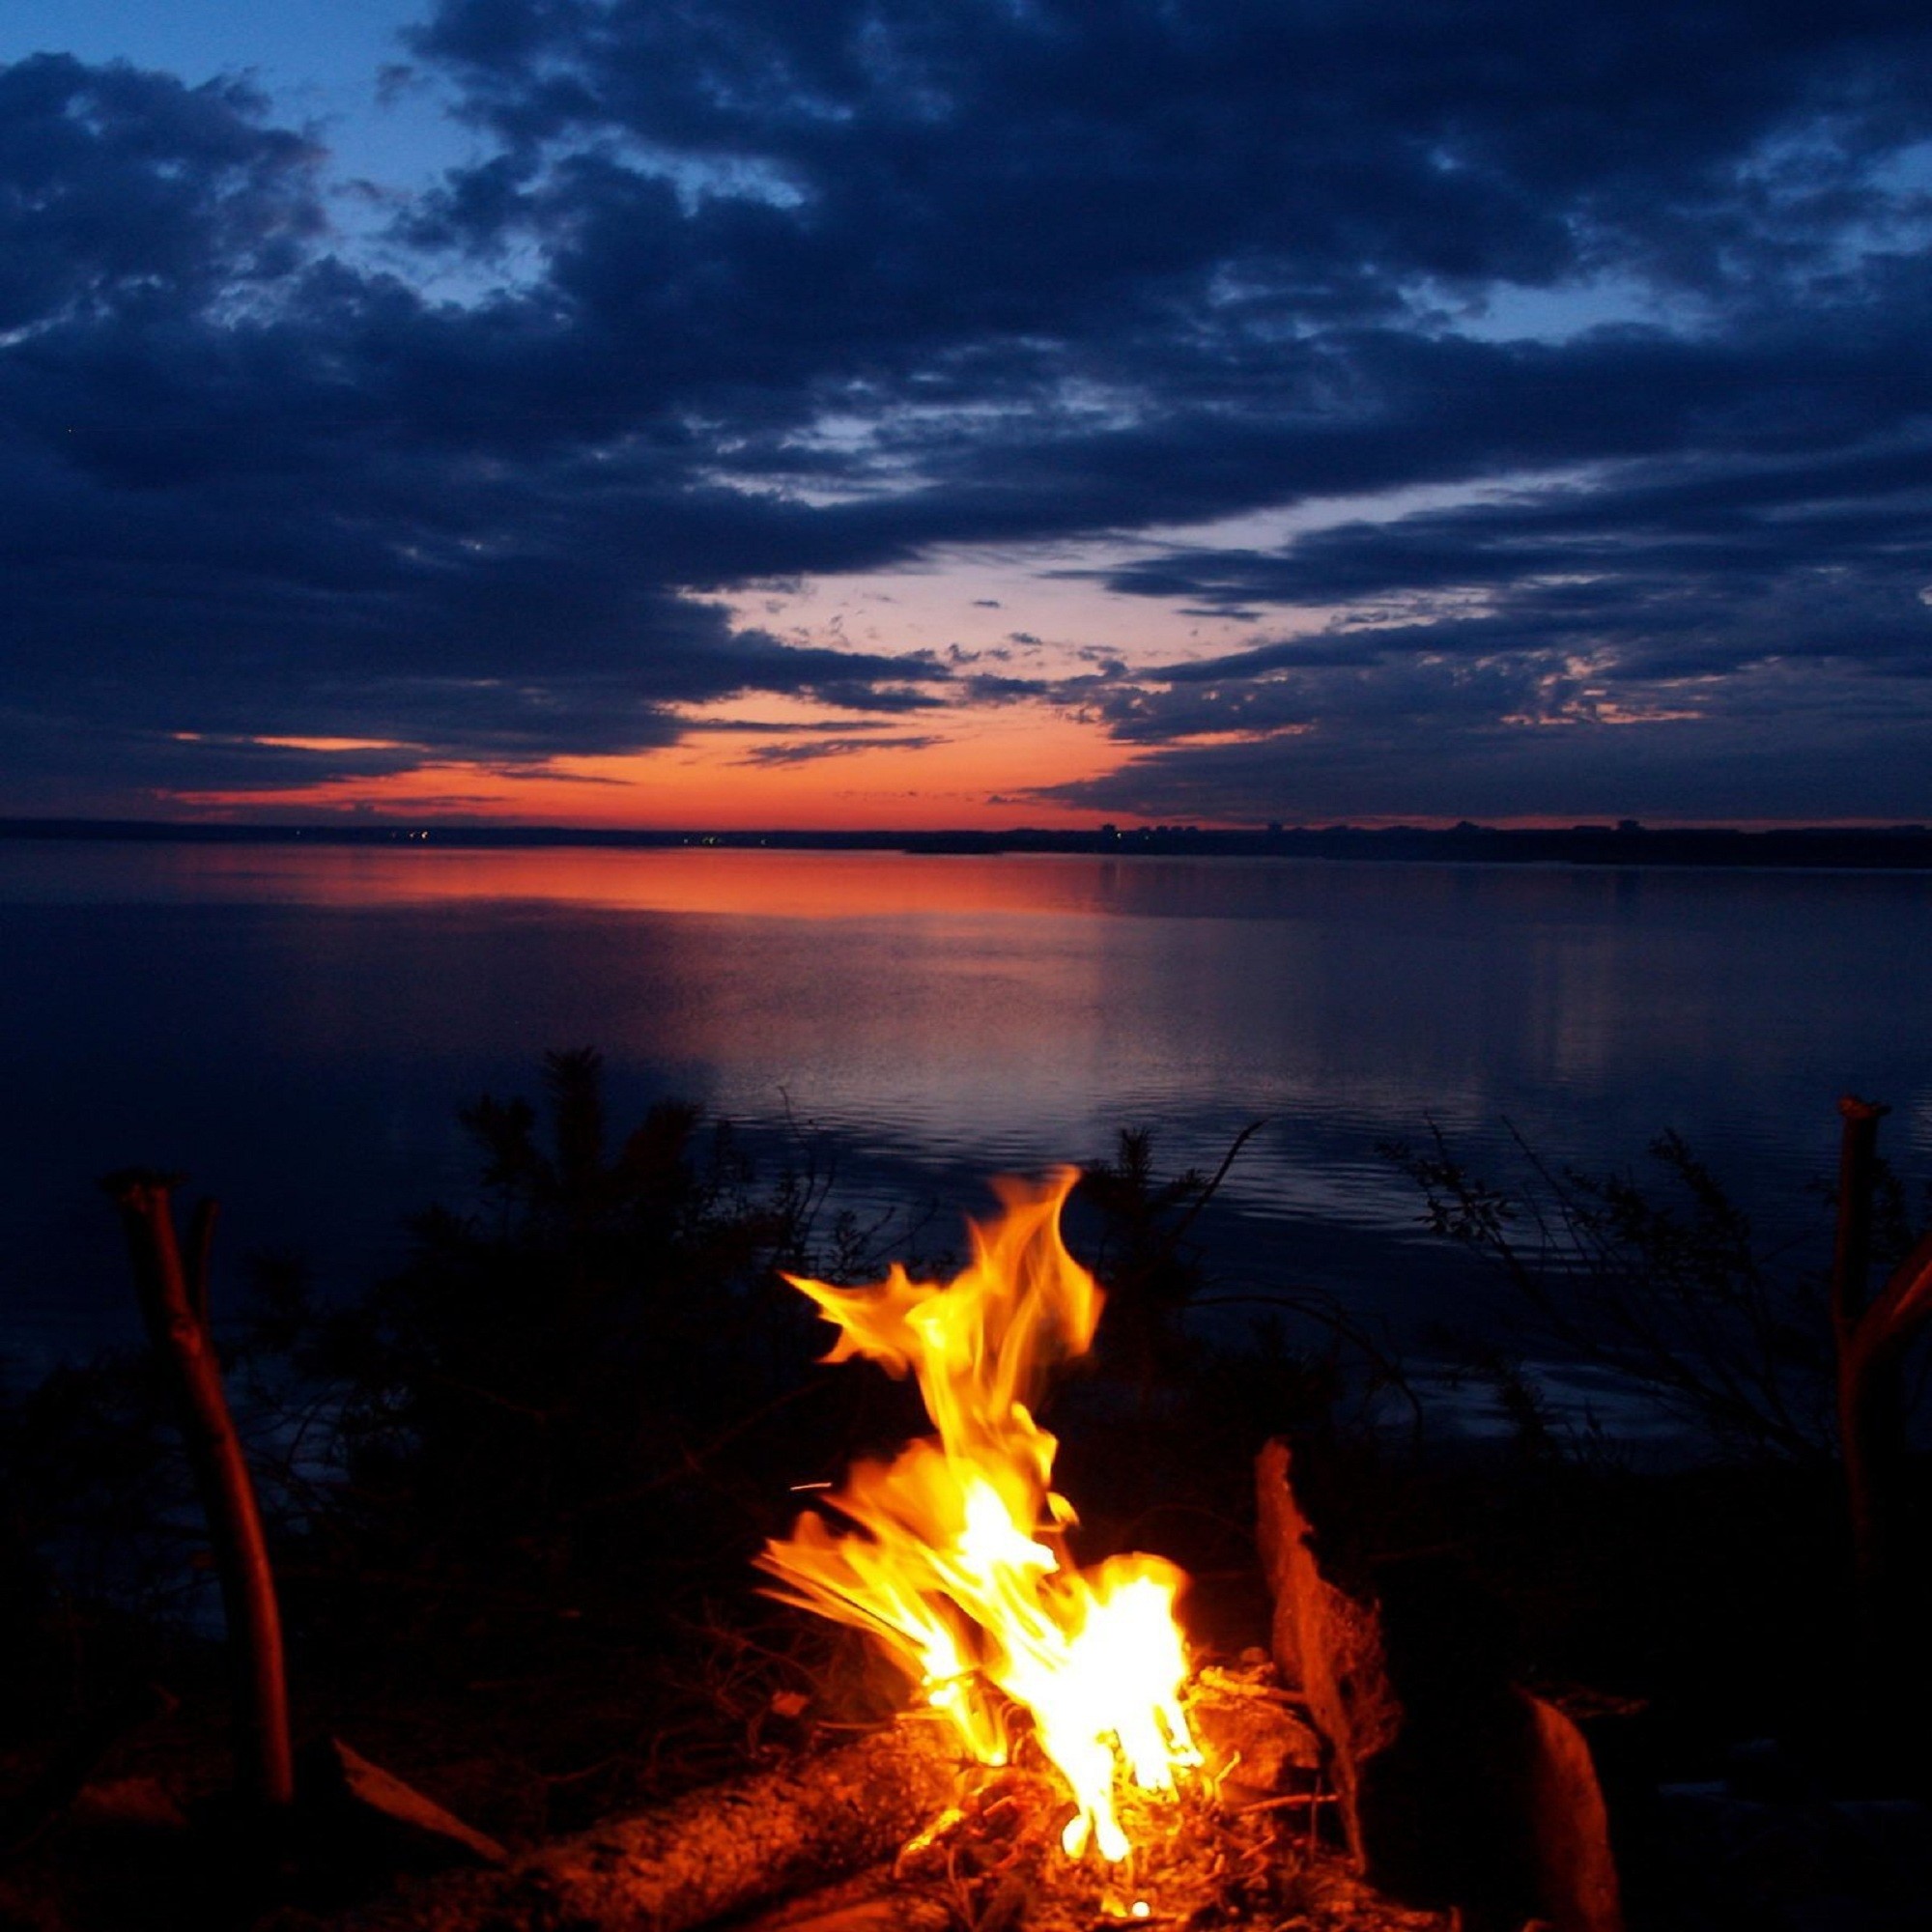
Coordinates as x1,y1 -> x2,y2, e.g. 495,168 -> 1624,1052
735,734 -> 950,768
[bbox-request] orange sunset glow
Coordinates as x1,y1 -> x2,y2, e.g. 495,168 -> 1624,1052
168,705 -> 1128,830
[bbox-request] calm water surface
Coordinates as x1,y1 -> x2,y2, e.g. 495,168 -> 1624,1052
3,841 -> 1929,1386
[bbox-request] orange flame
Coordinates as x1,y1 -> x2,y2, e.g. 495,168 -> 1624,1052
758,1170 -> 1199,1861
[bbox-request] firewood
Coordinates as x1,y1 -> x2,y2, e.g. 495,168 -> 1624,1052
1256,1439 -> 1623,1932
321,1724 -> 960,1932
1186,1660 -> 1322,1804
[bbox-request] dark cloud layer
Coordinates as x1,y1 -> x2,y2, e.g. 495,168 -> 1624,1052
3,1 -> 1932,817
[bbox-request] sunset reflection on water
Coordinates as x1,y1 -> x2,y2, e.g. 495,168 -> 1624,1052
4,839 -> 1930,1379
2,842 -> 1133,921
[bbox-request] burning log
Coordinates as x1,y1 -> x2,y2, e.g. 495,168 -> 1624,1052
327,1725 -> 959,1932
312,1669 -> 1409,1932
1256,1438 -> 1621,1932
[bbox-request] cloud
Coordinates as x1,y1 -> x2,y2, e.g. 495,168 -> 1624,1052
0,55 -> 325,333
1030,700 -> 1932,826
736,733 -> 948,767
3,1 -> 1932,817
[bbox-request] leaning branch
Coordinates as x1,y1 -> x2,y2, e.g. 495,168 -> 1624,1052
104,1169 -> 294,1813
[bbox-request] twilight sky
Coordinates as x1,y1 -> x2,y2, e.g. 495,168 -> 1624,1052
4,0 -> 1931,829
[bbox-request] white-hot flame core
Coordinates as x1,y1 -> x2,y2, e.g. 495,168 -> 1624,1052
758,1171 -> 1199,1861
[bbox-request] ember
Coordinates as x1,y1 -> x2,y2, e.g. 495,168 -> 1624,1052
758,1171 -> 1201,1861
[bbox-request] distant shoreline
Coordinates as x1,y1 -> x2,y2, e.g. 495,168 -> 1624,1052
5,815 -> 1932,869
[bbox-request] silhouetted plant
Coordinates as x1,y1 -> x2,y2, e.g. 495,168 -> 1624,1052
1075,1122 -> 1264,1396
0,1349 -> 225,1767
1383,1119 -> 1930,1463
232,1050 -> 849,1660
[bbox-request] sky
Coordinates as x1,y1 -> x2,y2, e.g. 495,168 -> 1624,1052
3,0 -> 1931,829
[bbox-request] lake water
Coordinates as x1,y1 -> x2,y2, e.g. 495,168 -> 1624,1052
4,840 -> 1930,1410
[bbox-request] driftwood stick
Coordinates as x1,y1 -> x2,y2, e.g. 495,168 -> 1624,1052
104,1170 -> 295,1813
342,1725 -> 960,1932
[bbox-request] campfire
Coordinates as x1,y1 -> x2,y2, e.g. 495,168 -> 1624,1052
196,1168 -> 1617,1932
757,1170 -> 1201,1864
742,1174 -> 1618,1932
